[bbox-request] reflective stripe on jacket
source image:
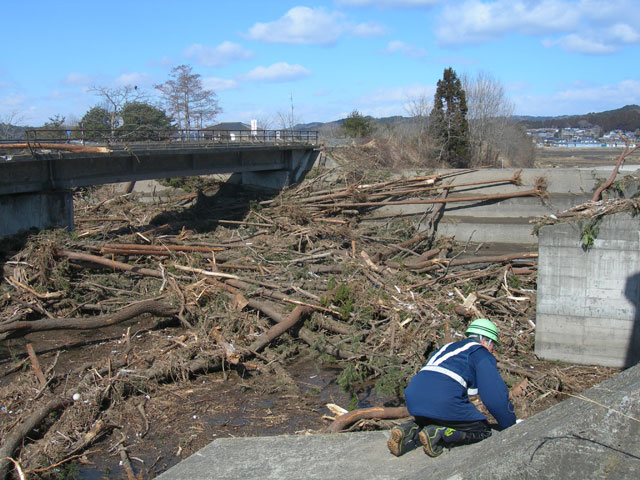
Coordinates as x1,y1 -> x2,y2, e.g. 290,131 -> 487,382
404,338 -> 516,429
420,340 -> 481,394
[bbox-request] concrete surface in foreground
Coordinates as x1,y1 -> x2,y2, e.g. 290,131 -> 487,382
155,430 -> 426,480
157,363 -> 639,480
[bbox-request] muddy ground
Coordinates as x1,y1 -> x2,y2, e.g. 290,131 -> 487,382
534,146 -> 631,168
0,147 -> 628,479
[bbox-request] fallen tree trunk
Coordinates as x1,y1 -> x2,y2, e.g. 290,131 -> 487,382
0,397 -> 71,479
246,306 -> 313,353
100,243 -> 225,255
413,252 -> 538,271
326,406 -> 410,433
0,299 -> 178,337
313,187 -> 544,208
57,249 -> 164,278
1,143 -> 111,153
218,284 -> 359,360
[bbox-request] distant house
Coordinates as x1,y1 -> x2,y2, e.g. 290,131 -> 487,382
206,122 -> 251,132
202,122 -> 262,141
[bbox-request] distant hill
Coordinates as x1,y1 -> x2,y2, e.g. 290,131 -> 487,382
516,105 -> 640,132
297,105 -> 640,134
296,115 -> 410,132
0,123 -> 29,140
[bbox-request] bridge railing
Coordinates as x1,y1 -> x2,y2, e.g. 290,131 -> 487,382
19,128 -> 319,148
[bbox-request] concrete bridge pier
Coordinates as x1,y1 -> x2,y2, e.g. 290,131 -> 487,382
231,149 -> 320,190
0,190 -> 74,236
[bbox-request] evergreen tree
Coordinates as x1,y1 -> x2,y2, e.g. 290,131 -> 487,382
118,101 -> 174,140
80,106 -> 111,141
429,68 -> 470,167
342,109 -> 372,138
39,114 -> 67,140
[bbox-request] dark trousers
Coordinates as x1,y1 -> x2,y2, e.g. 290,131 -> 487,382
413,416 -> 492,445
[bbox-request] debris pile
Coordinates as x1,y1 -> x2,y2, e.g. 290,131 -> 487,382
0,166 -> 616,478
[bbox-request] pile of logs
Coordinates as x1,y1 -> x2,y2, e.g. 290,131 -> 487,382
0,167 -> 615,478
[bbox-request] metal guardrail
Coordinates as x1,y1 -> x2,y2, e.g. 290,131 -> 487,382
13,128 -> 319,149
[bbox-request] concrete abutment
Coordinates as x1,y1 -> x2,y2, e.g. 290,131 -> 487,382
0,146 -> 321,237
0,190 -> 73,236
536,211 -> 640,367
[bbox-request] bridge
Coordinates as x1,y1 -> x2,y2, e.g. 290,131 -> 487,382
0,129 -> 321,237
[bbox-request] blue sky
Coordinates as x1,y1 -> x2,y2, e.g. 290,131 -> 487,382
1,0 -> 639,127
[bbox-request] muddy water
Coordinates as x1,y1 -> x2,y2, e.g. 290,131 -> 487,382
75,355 -> 389,479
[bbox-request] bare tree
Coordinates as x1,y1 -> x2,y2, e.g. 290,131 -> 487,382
404,93 -> 433,162
89,85 -> 142,135
0,111 -> 27,139
255,115 -> 274,131
462,71 -> 524,166
154,65 -> 221,132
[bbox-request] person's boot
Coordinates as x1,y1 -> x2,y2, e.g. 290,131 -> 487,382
419,425 -> 449,457
459,429 -> 490,444
387,421 -> 422,456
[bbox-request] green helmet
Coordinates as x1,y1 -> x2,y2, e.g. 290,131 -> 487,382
465,318 -> 499,343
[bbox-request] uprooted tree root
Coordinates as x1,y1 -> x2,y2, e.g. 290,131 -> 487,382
0,167 -> 618,478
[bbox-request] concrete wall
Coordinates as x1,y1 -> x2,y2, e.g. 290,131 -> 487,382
0,190 -> 73,236
536,212 -> 640,367
367,167 -> 608,245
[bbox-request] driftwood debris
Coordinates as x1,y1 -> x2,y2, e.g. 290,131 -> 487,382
0,299 -> 178,338
1,143 -> 111,154
0,166 -> 616,474
0,398 -> 70,479
327,406 -> 410,433
592,135 -> 640,202
1,142 -> 112,153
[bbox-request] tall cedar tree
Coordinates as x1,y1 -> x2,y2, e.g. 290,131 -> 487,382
430,68 -> 471,167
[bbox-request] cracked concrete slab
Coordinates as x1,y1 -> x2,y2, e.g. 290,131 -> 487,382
157,364 -> 639,480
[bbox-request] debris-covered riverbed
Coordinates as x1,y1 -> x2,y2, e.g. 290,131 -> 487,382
0,164 -> 617,479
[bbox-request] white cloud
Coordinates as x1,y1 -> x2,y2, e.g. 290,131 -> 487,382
554,79 -> 640,103
365,83 -> 436,105
246,7 -> 347,45
514,79 -> 640,115
147,56 -> 174,68
202,77 -> 238,91
1,93 -> 26,107
383,40 -> 427,58
184,41 -> 254,67
609,23 -> 640,43
63,72 -> 95,87
240,63 -> 311,82
115,72 -> 152,87
352,21 -> 387,37
338,0 -> 444,7
434,0 -> 640,54
436,0 -> 581,45
546,34 -> 618,55
245,6 -> 390,44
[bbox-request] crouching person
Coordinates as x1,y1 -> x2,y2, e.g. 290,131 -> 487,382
387,318 -> 516,457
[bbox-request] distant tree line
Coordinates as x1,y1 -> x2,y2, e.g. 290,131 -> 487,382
1,65 -> 222,143
520,104 -> 640,133
335,67 -> 535,169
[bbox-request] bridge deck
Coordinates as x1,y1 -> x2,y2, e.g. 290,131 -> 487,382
0,142 -> 319,195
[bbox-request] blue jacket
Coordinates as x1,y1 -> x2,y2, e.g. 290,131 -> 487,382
404,338 -> 516,429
